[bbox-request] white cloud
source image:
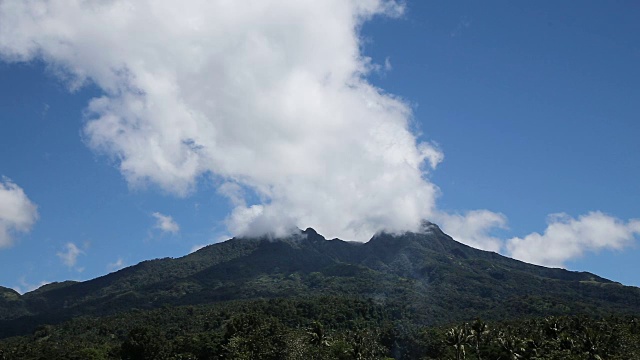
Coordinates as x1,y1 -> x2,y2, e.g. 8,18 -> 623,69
436,210 -> 508,252
434,209 -> 640,268
4,1 -> 635,270
57,242 -> 84,268
217,182 -> 247,208
0,177 -> 38,248
506,212 -> 640,267
384,57 -> 393,72
0,0 -> 442,242
152,212 -> 180,234
107,257 -> 125,272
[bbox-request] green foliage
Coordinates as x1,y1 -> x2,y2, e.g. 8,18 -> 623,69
121,326 -> 169,360
429,315 -> 640,360
0,296 -> 399,359
2,300 -> 640,359
221,313 -> 288,359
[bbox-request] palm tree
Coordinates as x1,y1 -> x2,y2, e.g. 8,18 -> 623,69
307,321 -> 330,347
579,326 -> 604,360
470,319 -> 489,360
497,330 -> 524,360
446,324 -> 471,360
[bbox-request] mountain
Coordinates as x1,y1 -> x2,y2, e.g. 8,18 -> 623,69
1,222 -> 639,339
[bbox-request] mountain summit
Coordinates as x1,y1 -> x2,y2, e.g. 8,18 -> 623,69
1,224 -> 639,338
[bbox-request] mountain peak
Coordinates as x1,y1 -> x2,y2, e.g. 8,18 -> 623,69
302,227 -> 318,235
367,220 -> 444,242
420,220 -> 443,233
301,227 -> 326,242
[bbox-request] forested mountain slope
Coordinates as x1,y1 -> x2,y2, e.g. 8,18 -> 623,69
1,222 -> 639,339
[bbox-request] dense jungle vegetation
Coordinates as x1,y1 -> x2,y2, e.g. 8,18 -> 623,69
1,296 -> 640,359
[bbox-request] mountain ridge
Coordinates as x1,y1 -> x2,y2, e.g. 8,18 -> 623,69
1,222 -> 638,338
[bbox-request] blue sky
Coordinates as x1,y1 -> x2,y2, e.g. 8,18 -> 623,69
0,1 -> 639,292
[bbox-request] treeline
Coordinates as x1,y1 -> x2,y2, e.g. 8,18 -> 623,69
1,296 -> 639,359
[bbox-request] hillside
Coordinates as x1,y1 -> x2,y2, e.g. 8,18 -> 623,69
2,222 -> 639,341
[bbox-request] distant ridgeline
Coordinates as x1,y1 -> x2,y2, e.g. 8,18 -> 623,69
1,223 -> 640,358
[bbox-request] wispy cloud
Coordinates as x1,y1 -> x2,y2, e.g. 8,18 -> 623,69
152,212 -> 180,234
0,177 -> 38,248
450,15 -> 471,37
41,103 -> 50,119
384,57 -> 393,72
57,242 -> 84,269
190,234 -> 230,253
15,276 -> 50,294
189,244 -> 207,253
107,257 -> 125,272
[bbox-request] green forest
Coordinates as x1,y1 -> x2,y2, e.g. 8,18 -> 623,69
1,296 -> 640,359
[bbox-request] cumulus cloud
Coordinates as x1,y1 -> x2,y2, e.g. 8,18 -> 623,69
436,210 -> 508,252
152,212 -> 180,234
0,177 -> 38,248
506,212 -> 640,267
57,242 -> 84,268
0,0 -> 443,241
3,1 -> 635,269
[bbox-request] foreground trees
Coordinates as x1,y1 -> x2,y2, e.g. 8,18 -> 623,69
1,297 -> 640,359
434,315 -> 640,360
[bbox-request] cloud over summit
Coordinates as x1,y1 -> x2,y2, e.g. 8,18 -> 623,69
2,0 -> 637,268
0,0 -> 440,241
